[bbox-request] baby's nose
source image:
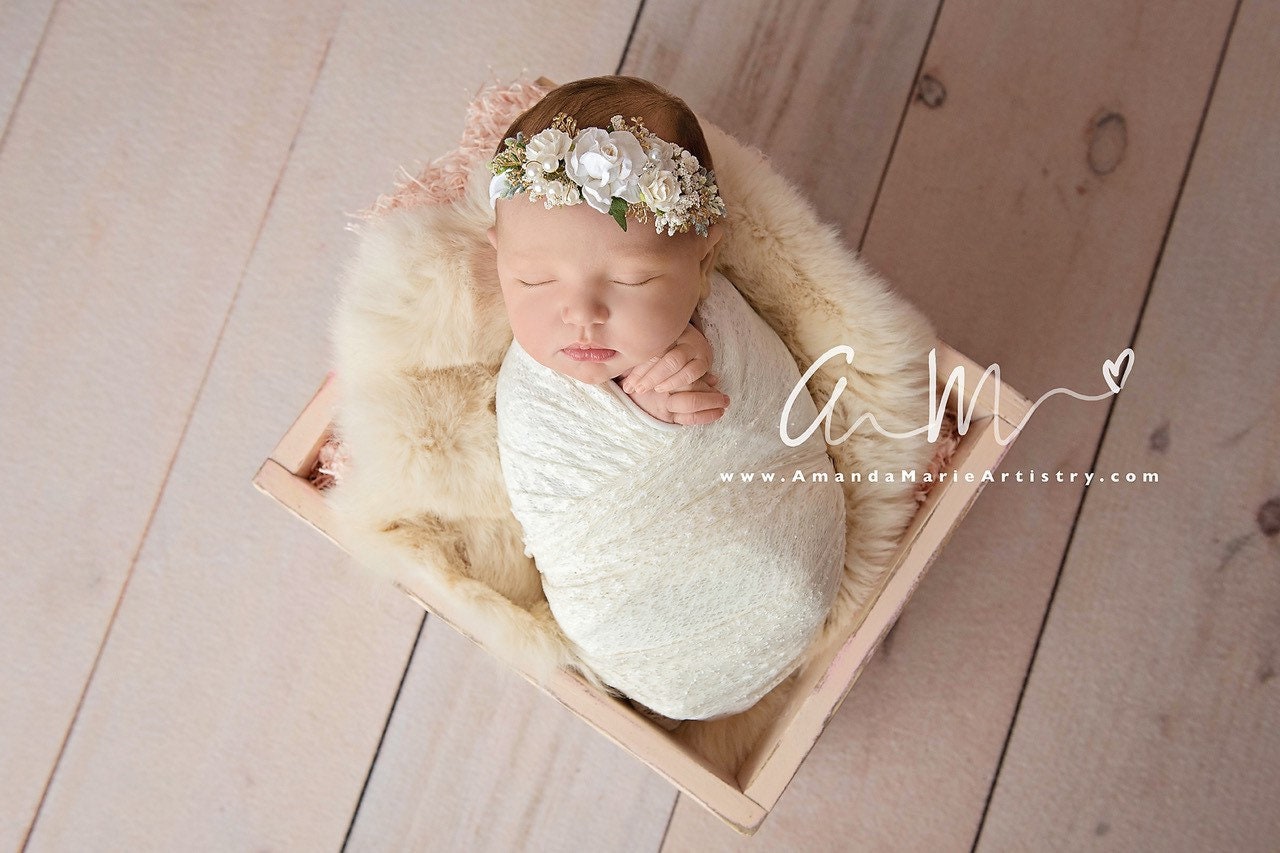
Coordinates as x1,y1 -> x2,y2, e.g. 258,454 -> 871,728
562,295 -> 609,325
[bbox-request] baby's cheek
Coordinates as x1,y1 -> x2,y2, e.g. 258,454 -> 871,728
632,315 -> 691,356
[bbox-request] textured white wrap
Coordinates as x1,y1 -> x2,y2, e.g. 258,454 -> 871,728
495,269 -> 846,720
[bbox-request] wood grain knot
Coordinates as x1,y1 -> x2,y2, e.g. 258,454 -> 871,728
916,74 -> 946,108
1148,419 -> 1170,452
1087,111 -> 1127,175
1257,496 -> 1280,537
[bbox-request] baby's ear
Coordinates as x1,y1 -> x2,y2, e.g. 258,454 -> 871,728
698,222 -> 723,281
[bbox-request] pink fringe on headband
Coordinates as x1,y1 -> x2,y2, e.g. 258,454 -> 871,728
346,77 -> 552,228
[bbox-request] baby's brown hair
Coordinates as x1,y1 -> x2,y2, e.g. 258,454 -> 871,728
493,75 -> 725,300
493,75 -> 715,176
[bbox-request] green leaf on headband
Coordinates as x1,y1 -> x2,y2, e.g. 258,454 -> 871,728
609,197 -> 628,231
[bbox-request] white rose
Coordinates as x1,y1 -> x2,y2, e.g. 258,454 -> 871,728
564,127 -> 647,214
524,128 -> 571,172
638,169 -> 681,212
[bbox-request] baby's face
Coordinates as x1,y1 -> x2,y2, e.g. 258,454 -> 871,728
488,195 -> 720,385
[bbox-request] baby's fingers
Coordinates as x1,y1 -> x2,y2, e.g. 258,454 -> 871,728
621,356 -> 661,393
623,351 -> 687,393
631,349 -> 689,392
672,408 -> 725,425
650,355 -> 710,393
667,389 -> 730,421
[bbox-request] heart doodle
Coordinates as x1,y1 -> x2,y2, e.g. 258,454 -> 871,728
1103,348 -> 1134,394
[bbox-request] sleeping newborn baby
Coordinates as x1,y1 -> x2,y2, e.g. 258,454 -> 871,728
487,75 -> 845,721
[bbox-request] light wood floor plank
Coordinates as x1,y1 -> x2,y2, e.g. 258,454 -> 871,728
1,0 -> 342,847
643,0 -> 1240,847
978,0 -> 1279,848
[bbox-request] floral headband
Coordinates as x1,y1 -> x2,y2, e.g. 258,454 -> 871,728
488,112 -> 727,237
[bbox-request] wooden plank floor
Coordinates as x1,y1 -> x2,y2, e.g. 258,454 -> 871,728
2,0 -> 1274,849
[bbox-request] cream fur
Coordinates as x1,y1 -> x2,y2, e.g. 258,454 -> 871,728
325,113 -> 938,773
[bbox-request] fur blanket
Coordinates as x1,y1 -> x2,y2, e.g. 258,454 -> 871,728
325,80 -> 938,771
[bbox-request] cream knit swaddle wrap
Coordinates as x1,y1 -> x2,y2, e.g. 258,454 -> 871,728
495,269 -> 845,720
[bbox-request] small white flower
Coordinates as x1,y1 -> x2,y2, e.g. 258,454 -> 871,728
526,174 -> 553,204
638,169 -> 681,212
679,150 -> 700,173
543,180 -> 581,207
488,171 -> 514,208
646,139 -> 679,172
524,128 -> 572,172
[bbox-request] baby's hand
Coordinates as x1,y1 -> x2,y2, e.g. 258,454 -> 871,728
621,323 -> 722,396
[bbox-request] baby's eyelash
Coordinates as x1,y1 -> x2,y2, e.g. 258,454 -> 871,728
517,277 -> 655,287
